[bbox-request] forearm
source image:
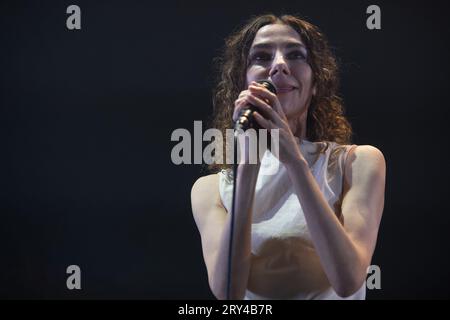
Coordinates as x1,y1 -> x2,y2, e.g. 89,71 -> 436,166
212,164 -> 260,300
286,160 -> 366,296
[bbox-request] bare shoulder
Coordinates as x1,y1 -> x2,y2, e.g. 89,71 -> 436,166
350,145 -> 386,169
191,174 -> 226,228
345,144 -> 386,183
191,174 -> 220,206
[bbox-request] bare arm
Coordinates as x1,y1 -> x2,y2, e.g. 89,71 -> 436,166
285,145 -> 386,297
191,164 -> 260,300
233,81 -> 386,297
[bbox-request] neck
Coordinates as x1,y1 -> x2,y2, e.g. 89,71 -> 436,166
288,110 -> 308,141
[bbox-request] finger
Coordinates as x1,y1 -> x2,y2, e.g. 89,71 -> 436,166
233,97 -> 251,122
245,93 -> 284,126
238,90 -> 248,99
249,84 -> 287,121
250,83 -> 284,115
253,111 -> 274,130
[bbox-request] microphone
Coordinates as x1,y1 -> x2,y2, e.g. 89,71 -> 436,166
234,79 -> 277,131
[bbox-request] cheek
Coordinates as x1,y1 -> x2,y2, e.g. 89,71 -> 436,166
294,65 -> 313,81
301,67 -> 315,86
245,75 -> 252,87
246,66 -> 268,85
293,77 -> 314,96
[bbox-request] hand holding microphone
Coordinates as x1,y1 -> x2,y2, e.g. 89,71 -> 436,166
232,78 -> 303,167
233,80 -> 277,131
232,80 -> 277,165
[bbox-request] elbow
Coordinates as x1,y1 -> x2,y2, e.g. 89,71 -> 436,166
209,275 -> 226,300
210,285 -> 246,300
333,249 -> 371,298
211,289 -> 227,301
335,285 -> 361,298
209,276 -> 246,300
207,257 -> 251,300
334,274 -> 366,298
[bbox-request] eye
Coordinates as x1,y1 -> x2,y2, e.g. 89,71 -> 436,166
249,52 -> 272,62
287,50 -> 307,60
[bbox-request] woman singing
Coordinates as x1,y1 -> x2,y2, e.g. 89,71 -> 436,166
191,13 -> 386,300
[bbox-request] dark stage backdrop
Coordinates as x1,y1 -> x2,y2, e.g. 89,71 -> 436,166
1,0 -> 449,299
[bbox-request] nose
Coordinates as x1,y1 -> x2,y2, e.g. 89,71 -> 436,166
269,51 -> 290,77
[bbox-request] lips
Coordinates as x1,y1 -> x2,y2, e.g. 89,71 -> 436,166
276,86 -> 297,93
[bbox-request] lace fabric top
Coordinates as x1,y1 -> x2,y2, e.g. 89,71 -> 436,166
217,139 -> 365,300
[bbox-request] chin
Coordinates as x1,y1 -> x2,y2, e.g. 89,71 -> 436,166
285,106 -> 307,120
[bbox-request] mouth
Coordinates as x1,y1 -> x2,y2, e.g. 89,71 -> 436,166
276,86 -> 297,94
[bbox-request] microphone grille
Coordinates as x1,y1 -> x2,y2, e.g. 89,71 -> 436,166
256,79 -> 277,94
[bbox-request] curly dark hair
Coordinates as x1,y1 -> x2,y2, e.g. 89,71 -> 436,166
208,13 -> 352,173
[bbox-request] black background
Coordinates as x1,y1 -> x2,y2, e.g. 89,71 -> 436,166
1,0 -> 449,299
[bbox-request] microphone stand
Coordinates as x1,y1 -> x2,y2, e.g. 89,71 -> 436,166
225,80 -> 276,300
226,131 -> 239,300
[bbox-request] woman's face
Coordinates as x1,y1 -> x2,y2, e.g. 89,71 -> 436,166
246,23 -> 316,120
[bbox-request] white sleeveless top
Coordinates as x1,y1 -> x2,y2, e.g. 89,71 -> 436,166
217,139 -> 366,300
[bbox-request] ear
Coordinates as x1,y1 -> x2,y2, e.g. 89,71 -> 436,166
312,85 -> 317,96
